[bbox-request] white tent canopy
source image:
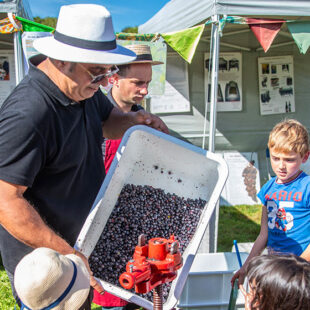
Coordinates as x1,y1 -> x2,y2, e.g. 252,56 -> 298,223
139,0 -> 310,34
138,0 -> 310,253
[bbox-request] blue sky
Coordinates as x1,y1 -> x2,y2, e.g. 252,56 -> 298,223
28,0 -> 170,32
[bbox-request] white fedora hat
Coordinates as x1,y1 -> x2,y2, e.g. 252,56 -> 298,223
14,247 -> 90,310
33,4 -> 136,65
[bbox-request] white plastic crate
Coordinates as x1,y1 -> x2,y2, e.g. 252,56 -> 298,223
75,125 -> 228,310
178,252 -> 248,310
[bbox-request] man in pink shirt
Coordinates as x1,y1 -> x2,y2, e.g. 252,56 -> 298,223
103,44 -> 163,174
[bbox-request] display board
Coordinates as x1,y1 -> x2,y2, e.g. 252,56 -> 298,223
258,55 -> 295,115
0,50 -> 15,106
220,152 -> 261,206
150,52 -> 190,113
22,32 -> 52,74
205,52 -> 242,112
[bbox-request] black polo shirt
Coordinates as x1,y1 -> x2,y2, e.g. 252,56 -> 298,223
0,55 -> 114,273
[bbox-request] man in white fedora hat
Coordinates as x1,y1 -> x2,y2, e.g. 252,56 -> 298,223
14,247 -> 91,310
0,4 -> 168,309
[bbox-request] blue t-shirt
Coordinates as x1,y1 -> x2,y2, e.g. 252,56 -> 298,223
257,171 -> 310,256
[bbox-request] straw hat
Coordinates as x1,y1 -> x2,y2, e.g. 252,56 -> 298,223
125,45 -> 163,66
14,248 -> 90,310
33,4 -> 136,65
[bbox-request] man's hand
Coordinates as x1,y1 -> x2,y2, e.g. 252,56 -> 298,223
131,110 -> 169,134
74,249 -> 105,295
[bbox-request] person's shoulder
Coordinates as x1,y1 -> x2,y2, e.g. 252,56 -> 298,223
261,176 -> 277,189
91,89 -> 110,101
300,171 -> 310,179
293,171 -> 310,184
89,90 -> 114,108
0,79 -> 53,127
131,104 -> 144,112
296,171 -> 310,189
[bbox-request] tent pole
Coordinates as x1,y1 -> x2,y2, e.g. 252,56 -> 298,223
208,14 -> 220,153
13,31 -> 24,85
207,14 -> 221,254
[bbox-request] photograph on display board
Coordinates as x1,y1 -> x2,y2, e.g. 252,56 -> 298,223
0,56 -> 9,81
258,55 -> 295,115
204,52 -> 242,112
0,50 -> 16,107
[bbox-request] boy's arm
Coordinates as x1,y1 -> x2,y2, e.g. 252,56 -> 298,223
300,243 -> 310,261
231,205 -> 268,286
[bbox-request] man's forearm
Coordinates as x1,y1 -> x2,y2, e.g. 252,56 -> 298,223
0,195 -> 73,255
102,107 -> 169,139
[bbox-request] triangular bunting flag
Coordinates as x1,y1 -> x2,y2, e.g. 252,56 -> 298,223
287,21 -> 310,54
246,18 -> 286,25
161,24 -> 205,63
0,17 -> 20,34
16,16 -> 55,33
250,21 -> 283,52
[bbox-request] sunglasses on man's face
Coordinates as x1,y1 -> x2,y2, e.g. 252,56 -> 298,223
79,63 -> 119,84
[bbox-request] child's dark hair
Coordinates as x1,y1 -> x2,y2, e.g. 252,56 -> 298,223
246,254 -> 310,310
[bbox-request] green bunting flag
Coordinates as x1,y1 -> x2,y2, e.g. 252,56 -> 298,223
161,24 -> 205,63
287,21 -> 310,54
15,16 -> 55,33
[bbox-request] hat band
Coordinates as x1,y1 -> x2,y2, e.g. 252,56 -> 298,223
135,54 -> 153,61
20,260 -> 78,310
54,31 -> 117,51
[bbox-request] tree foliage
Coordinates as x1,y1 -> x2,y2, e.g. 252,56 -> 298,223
32,17 -> 138,34
33,17 -> 57,29
121,26 -> 138,33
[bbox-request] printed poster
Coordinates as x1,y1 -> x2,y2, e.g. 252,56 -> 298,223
22,32 -> 53,74
258,55 -> 295,115
220,152 -> 261,206
205,52 -> 242,111
0,50 -> 16,106
150,53 -> 190,114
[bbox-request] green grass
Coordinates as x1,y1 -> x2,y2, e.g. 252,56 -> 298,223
0,265 -> 17,310
0,205 -> 262,309
218,204 -> 262,252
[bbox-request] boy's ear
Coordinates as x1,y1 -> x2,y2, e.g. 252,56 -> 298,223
302,151 -> 310,163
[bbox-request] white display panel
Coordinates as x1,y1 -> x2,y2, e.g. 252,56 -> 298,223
220,152 -> 261,206
150,53 -> 190,113
258,55 -> 295,115
205,52 -> 242,112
